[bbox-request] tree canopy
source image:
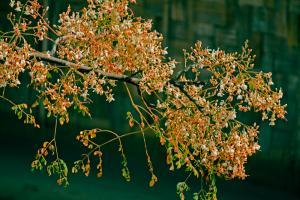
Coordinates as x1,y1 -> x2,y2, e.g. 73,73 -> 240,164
0,1 -> 286,199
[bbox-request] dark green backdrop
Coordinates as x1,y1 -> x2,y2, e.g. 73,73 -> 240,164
0,0 -> 299,199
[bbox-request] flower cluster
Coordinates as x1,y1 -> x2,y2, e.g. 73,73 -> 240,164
29,61 -> 48,85
0,41 -> 30,88
9,0 -> 49,40
159,42 -> 286,180
56,0 -> 175,93
4,0 -> 176,123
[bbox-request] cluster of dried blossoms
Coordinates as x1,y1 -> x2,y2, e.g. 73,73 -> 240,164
0,0 -> 286,199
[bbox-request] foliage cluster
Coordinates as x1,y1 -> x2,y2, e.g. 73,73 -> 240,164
0,0 -> 286,199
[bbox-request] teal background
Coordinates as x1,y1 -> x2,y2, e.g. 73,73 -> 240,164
0,0 -> 299,199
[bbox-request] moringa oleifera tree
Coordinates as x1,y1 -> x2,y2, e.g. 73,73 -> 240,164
0,0 -> 287,199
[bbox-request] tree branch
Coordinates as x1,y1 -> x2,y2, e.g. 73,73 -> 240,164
169,79 -> 203,110
30,51 -> 140,86
30,51 -> 203,109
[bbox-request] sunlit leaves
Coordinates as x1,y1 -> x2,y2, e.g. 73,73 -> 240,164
75,128 -> 131,182
31,141 -> 69,187
47,159 -> 69,186
149,174 -> 158,187
11,103 -> 40,128
176,182 -> 190,200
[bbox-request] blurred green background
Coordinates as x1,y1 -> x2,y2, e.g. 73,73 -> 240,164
0,0 -> 299,199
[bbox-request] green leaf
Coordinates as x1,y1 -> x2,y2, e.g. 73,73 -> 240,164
17,111 -> 22,119
46,73 -> 52,79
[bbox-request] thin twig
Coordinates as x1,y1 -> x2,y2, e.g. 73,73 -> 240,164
50,37 -> 62,56
169,80 -> 203,110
